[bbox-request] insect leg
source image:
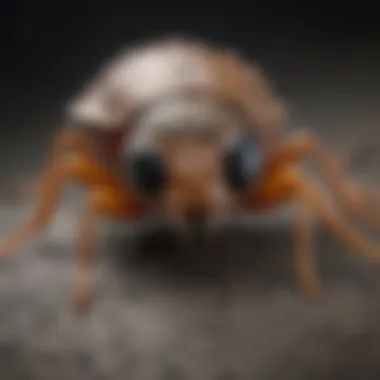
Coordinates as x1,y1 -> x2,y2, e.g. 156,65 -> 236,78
72,194 -> 97,313
269,131 -> 380,229
71,185 -> 146,313
0,130 -> 99,258
292,170 -> 380,263
293,190 -> 323,299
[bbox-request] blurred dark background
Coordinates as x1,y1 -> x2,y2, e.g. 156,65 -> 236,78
2,1 -> 380,90
1,2 -> 380,380
0,1 -> 379,162
1,1 -> 380,175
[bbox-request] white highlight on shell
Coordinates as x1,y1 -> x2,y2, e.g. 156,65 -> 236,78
110,43 -> 211,103
127,97 -> 243,150
68,41 -> 212,127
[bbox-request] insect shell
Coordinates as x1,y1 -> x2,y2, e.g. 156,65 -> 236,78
0,37 -> 290,311
66,37 -> 288,228
7,36 -> 380,312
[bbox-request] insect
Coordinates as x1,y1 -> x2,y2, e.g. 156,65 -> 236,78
1,37 -> 380,313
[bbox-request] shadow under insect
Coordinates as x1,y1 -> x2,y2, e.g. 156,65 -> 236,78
104,218 -> 380,302
105,221 -> 302,295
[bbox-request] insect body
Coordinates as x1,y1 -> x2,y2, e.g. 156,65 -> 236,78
1,37 -> 380,312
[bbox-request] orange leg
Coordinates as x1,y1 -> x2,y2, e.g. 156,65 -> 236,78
291,170 -> 380,298
0,130 -> 96,258
293,189 -> 323,299
266,130 -> 380,229
73,187 -> 139,313
0,130 -> 143,312
245,166 -> 326,298
73,195 -> 97,313
292,172 -> 380,263
245,133 -> 380,298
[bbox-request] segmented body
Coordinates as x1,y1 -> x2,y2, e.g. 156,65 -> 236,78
67,38 -> 287,155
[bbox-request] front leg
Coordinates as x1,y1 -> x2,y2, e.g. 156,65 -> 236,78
244,163 -> 380,298
73,195 -> 97,313
0,128 -> 146,312
293,172 -> 380,263
243,166 -> 325,299
73,187 -> 143,313
267,130 -> 380,229
294,190 -> 323,299
0,130 -> 99,258
74,185 -> 148,312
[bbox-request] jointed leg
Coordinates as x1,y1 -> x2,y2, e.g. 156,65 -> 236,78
294,192 -> 323,299
292,170 -> 380,263
73,193 -> 103,313
71,186 -> 144,312
0,130 -> 100,258
243,163 -> 380,297
0,130 -> 142,312
268,131 -> 380,229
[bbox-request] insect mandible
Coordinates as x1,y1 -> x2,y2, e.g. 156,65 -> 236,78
1,37 -> 380,313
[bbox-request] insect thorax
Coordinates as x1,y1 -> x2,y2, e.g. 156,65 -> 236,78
126,95 -> 248,152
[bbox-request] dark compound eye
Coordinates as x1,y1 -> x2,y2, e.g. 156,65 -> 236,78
223,138 -> 262,191
125,149 -> 165,197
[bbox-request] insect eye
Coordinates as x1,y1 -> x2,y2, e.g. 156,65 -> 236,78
223,138 -> 262,191
125,149 -> 165,197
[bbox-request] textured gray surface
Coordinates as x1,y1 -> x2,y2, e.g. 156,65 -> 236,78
1,46 -> 380,380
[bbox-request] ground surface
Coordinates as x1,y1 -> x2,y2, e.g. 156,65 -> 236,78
1,45 -> 380,380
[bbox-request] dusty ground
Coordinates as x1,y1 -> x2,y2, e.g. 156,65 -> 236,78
1,45 -> 380,380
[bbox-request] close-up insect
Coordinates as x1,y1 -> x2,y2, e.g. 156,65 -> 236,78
1,37 -> 380,313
